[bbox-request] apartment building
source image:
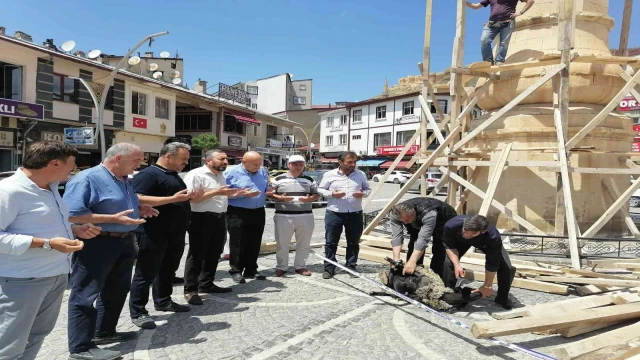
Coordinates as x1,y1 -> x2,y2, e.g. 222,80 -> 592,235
242,73 -> 312,114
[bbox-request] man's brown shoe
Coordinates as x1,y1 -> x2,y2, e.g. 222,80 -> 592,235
184,293 -> 203,306
273,269 -> 286,277
295,268 -> 312,276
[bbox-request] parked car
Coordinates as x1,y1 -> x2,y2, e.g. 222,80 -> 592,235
399,172 -> 447,194
630,187 -> 640,207
266,170 -> 328,208
371,170 -> 413,184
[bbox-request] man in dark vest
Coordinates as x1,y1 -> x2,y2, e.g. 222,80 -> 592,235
388,197 -> 457,277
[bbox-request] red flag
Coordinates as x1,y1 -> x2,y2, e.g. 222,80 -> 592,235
133,117 -> 147,129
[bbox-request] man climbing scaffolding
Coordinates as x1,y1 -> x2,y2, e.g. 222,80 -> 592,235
466,0 -> 536,65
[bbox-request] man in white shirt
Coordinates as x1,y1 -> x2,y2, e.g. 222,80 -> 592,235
0,140 -> 101,360
182,150 -> 241,305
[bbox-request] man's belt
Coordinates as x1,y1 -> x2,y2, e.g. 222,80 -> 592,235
194,211 -> 226,218
99,231 -> 132,238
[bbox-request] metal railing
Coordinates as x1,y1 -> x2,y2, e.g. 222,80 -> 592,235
363,209 -> 640,261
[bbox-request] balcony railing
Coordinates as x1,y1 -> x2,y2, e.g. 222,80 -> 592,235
210,82 -> 251,107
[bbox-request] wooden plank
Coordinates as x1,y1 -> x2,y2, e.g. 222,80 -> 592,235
619,72 -> 640,102
447,67 -> 500,80
463,269 -> 569,295
536,276 -> 640,287
572,55 -> 640,66
602,178 -> 640,239
562,268 -> 636,280
432,159 -> 560,167
472,303 -> 640,339
479,143 -> 511,216
418,95 -> 445,144
577,284 -> 625,296
558,320 -> 625,338
440,166 -> 547,235
582,176 -> 640,237
457,256 -> 563,276
551,321 -> 640,360
456,167 -> 480,213
618,0 -> 633,56
613,292 -> 640,305
427,172 -> 449,198
566,69 -> 640,149
588,257 -> 640,267
614,264 -> 640,270
470,56 -> 562,72
361,127 -> 423,210
452,65 -> 566,153
362,126 -> 461,236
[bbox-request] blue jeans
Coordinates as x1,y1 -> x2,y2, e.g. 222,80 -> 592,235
324,210 -> 363,272
480,20 -> 515,63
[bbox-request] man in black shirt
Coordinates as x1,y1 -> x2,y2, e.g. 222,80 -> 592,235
129,142 -> 204,329
441,215 -> 516,309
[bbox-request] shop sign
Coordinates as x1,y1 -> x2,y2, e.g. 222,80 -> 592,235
282,135 -> 296,148
0,131 -> 14,147
376,145 -> 420,155
253,146 -> 290,156
228,135 -> 243,147
0,98 -> 44,120
64,127 -> 94,145
266,139 -> 281,147
41,131 -> 98,150
394,114 -> 420,124
620,96 -> 640,112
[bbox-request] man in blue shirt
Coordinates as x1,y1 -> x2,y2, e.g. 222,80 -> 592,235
64,143 -> 158,360
225,151 -> 269,283
0,141 -> 100,360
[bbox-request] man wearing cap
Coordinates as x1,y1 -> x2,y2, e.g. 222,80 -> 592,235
268,155 -> 319,277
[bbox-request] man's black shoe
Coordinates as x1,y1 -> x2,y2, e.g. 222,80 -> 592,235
322,270 -> 334,279
154,301 -> 190,313
92,331 -> 137,345
131,314 -> 156,329
199,284 -> 232,293
172,276 -> 184,284
345,266 -> 359,278
231,273 -> 246,283
495,298 -> 513,310
69,346 -> 121,360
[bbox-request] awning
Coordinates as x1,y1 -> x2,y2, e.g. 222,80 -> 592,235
225,109 -> 260,126
357,159 -> 385,167
380,160 -> 411,169
319,157 -> 338,163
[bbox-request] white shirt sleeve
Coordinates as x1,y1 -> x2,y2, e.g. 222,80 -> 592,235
0,188 -> 34,255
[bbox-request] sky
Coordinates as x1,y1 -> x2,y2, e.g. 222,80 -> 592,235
2,0 -> 639,105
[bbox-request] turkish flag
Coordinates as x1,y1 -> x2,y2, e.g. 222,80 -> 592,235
133,117 -> 147,129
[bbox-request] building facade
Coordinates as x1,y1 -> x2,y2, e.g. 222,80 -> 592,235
243,73 -> 312,114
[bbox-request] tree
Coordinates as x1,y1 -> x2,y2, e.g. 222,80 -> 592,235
191,134 -> 219,151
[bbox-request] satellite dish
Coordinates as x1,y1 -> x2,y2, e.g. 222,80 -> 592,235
171,78 -> 182,85
148,63 -> 159,71
159,51 -> 170,58
88,49 -> 102,59
128,56 -> 141,65
61,40 -> 76,53
152,71 -> 163,79
170,70 -> 180,78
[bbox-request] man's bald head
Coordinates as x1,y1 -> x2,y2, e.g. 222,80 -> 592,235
242,151 -> 263,173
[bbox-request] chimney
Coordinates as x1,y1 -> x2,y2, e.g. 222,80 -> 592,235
194,79 -> 208,94
14,31 -> 33,42
0,27 -> 5,36
383,78 -> 389,97
144,51 -> 154,58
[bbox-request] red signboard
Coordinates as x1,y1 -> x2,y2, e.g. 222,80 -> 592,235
376,145 -> 420,155
133,117 -> 147,129
620,96 -> 640,112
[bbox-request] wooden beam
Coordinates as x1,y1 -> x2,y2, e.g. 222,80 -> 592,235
493,291 -> 617,320
433,159 -> 559,167
562,268 -> 637,280
447,67 -> 500,80
602,178 -> 640,239
470,56 -> 562,72
536,276 -> 640,287
427,172 -> 449,198
618,71 -> 640,103
463,269 -> 569,295
479,143 -> 511,216
569,167 -> 640,175
452,65 -> 566,153
557,320 -> 626,338
362,128 -> 422,209
572,55 -> 640,67
582,176 -> 640,237
566,69 -> 640,149
551,321 -> 640,360
472,303 -> 640,339
456,167 -> 480,213
440,166 -> 546,235
577,284 -> 626,296
619,0 -> 633,56
362,126 -> 461,236
418,95 -> 446,144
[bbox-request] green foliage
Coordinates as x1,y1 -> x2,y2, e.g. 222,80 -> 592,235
191,134 -> 219,151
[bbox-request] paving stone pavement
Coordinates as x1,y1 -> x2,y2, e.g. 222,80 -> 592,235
35,185 -> 598,359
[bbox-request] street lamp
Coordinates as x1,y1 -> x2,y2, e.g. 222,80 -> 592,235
76,31 -> 169,160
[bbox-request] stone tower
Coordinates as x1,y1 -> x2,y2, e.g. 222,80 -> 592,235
466,0 -> 634,235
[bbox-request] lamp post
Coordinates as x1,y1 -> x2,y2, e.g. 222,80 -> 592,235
76,31 -> 169,160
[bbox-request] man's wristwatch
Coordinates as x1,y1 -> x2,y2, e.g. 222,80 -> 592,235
42,238 -> 52,251
481,285 -> 493,289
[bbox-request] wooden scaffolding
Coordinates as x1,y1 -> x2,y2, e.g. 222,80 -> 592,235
361,0 -> 639,269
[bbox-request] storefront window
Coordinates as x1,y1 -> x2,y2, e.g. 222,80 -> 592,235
155,97 -> 170,119
396,130 -> 415,146
223,114 -> 244,135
